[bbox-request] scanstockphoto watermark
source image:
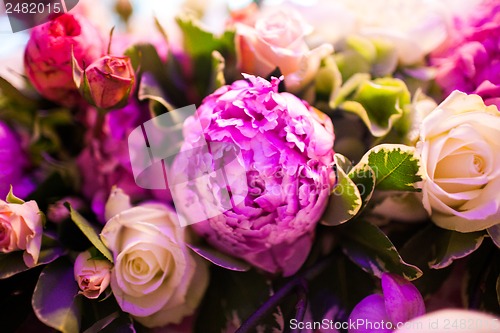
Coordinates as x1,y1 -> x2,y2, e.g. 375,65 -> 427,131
289,318 -> 500,331
289,318 -> 421,331
127,105 -> 333,227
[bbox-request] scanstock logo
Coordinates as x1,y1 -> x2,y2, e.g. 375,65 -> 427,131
1,0 -> 79,33
128,105 -> 249,227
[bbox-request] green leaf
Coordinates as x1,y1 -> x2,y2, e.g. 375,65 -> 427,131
0,76 -> 37,110
487,224 -> 500,248
358,144 -> 422,191
32,258 -> 81,333
315,55 -> 343,102
340,78 -> 410,137
497,275 -> 500,307
176,14 -> 235,58
138,73 -> 175,115
330,73 -> 370,108
65,204 -> 113,263
322,154 -> 363,226
464,242 -> 500,312
187,243 -> 250,272
194,267 -> 273,333
6,185 -> 24,204
0,246 -> 65,279
429,229 -> 486,269
399,224 -> 453,297
337,219 -> 423,280
210,50 -> 226,91
348,164 -> 376,206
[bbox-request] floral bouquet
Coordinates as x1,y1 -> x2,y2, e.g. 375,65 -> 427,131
0,0 -> 499,332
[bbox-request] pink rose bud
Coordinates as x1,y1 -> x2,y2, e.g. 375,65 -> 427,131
74,250 -> 112,299
79,55 -> 135,110
24,14 -> 106,107
47,197 -> 85,224
0,199 -> 42,267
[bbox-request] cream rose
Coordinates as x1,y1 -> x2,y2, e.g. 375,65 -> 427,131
0,200 -> 42,267
418,91 -> 500,232
235,8 -> 333,93
100,189 -> 209,328
74,250 -> 112,299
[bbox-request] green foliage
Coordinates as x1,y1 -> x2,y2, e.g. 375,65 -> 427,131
32,258 -> 82,333
337,219 -> 423,280
6,186 -> 24,204
65,204 -> 113,263
430,230 -> 486,269
358,144 -> 422,191
195,267 -> 275,333
187,243 -> 250,271
0,247 -> 64,280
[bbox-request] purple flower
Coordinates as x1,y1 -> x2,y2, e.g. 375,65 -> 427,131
77,102 -> 170,221
430,0 -> 500,107
0,122 -> 33,199
172,75 -> 335,276
348,274 -> 425,333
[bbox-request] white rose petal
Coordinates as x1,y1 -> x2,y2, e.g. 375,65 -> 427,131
418,91 -> 500,232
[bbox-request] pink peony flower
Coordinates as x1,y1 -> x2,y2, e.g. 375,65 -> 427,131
80,55 -> 135,110
172,75 -> 335,276
0,121 -> 33,199
24,13 -> 106,107
430,0 -> 500,107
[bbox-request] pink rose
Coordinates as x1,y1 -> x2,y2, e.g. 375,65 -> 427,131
74,250 -> 112,299
0,200 -> 42,267
235,8 -> 333,92
24,14 -> 106,107
80,55 -> 135,110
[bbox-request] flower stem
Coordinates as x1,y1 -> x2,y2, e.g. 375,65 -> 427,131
235,256 -> 334,333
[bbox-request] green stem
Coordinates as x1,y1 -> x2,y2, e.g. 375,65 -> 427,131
235,256 -> 334,333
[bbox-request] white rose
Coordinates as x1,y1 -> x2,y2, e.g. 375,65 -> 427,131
235,7 -> 333,92
418,91 -> 500,232
100,189 -> 209,328
263,0 -> 451,65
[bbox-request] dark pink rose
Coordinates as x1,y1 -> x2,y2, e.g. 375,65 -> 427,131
81,55 -> 135,110
24,14 -> 106,107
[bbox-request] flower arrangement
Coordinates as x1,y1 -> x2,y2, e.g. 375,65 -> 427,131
0,0 -> 499,332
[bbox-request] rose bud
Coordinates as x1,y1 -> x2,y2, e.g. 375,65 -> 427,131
77,55 -> 135,110
0,198 -> 42,267
24,13 -> 106,107
73,250 -> 112,299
